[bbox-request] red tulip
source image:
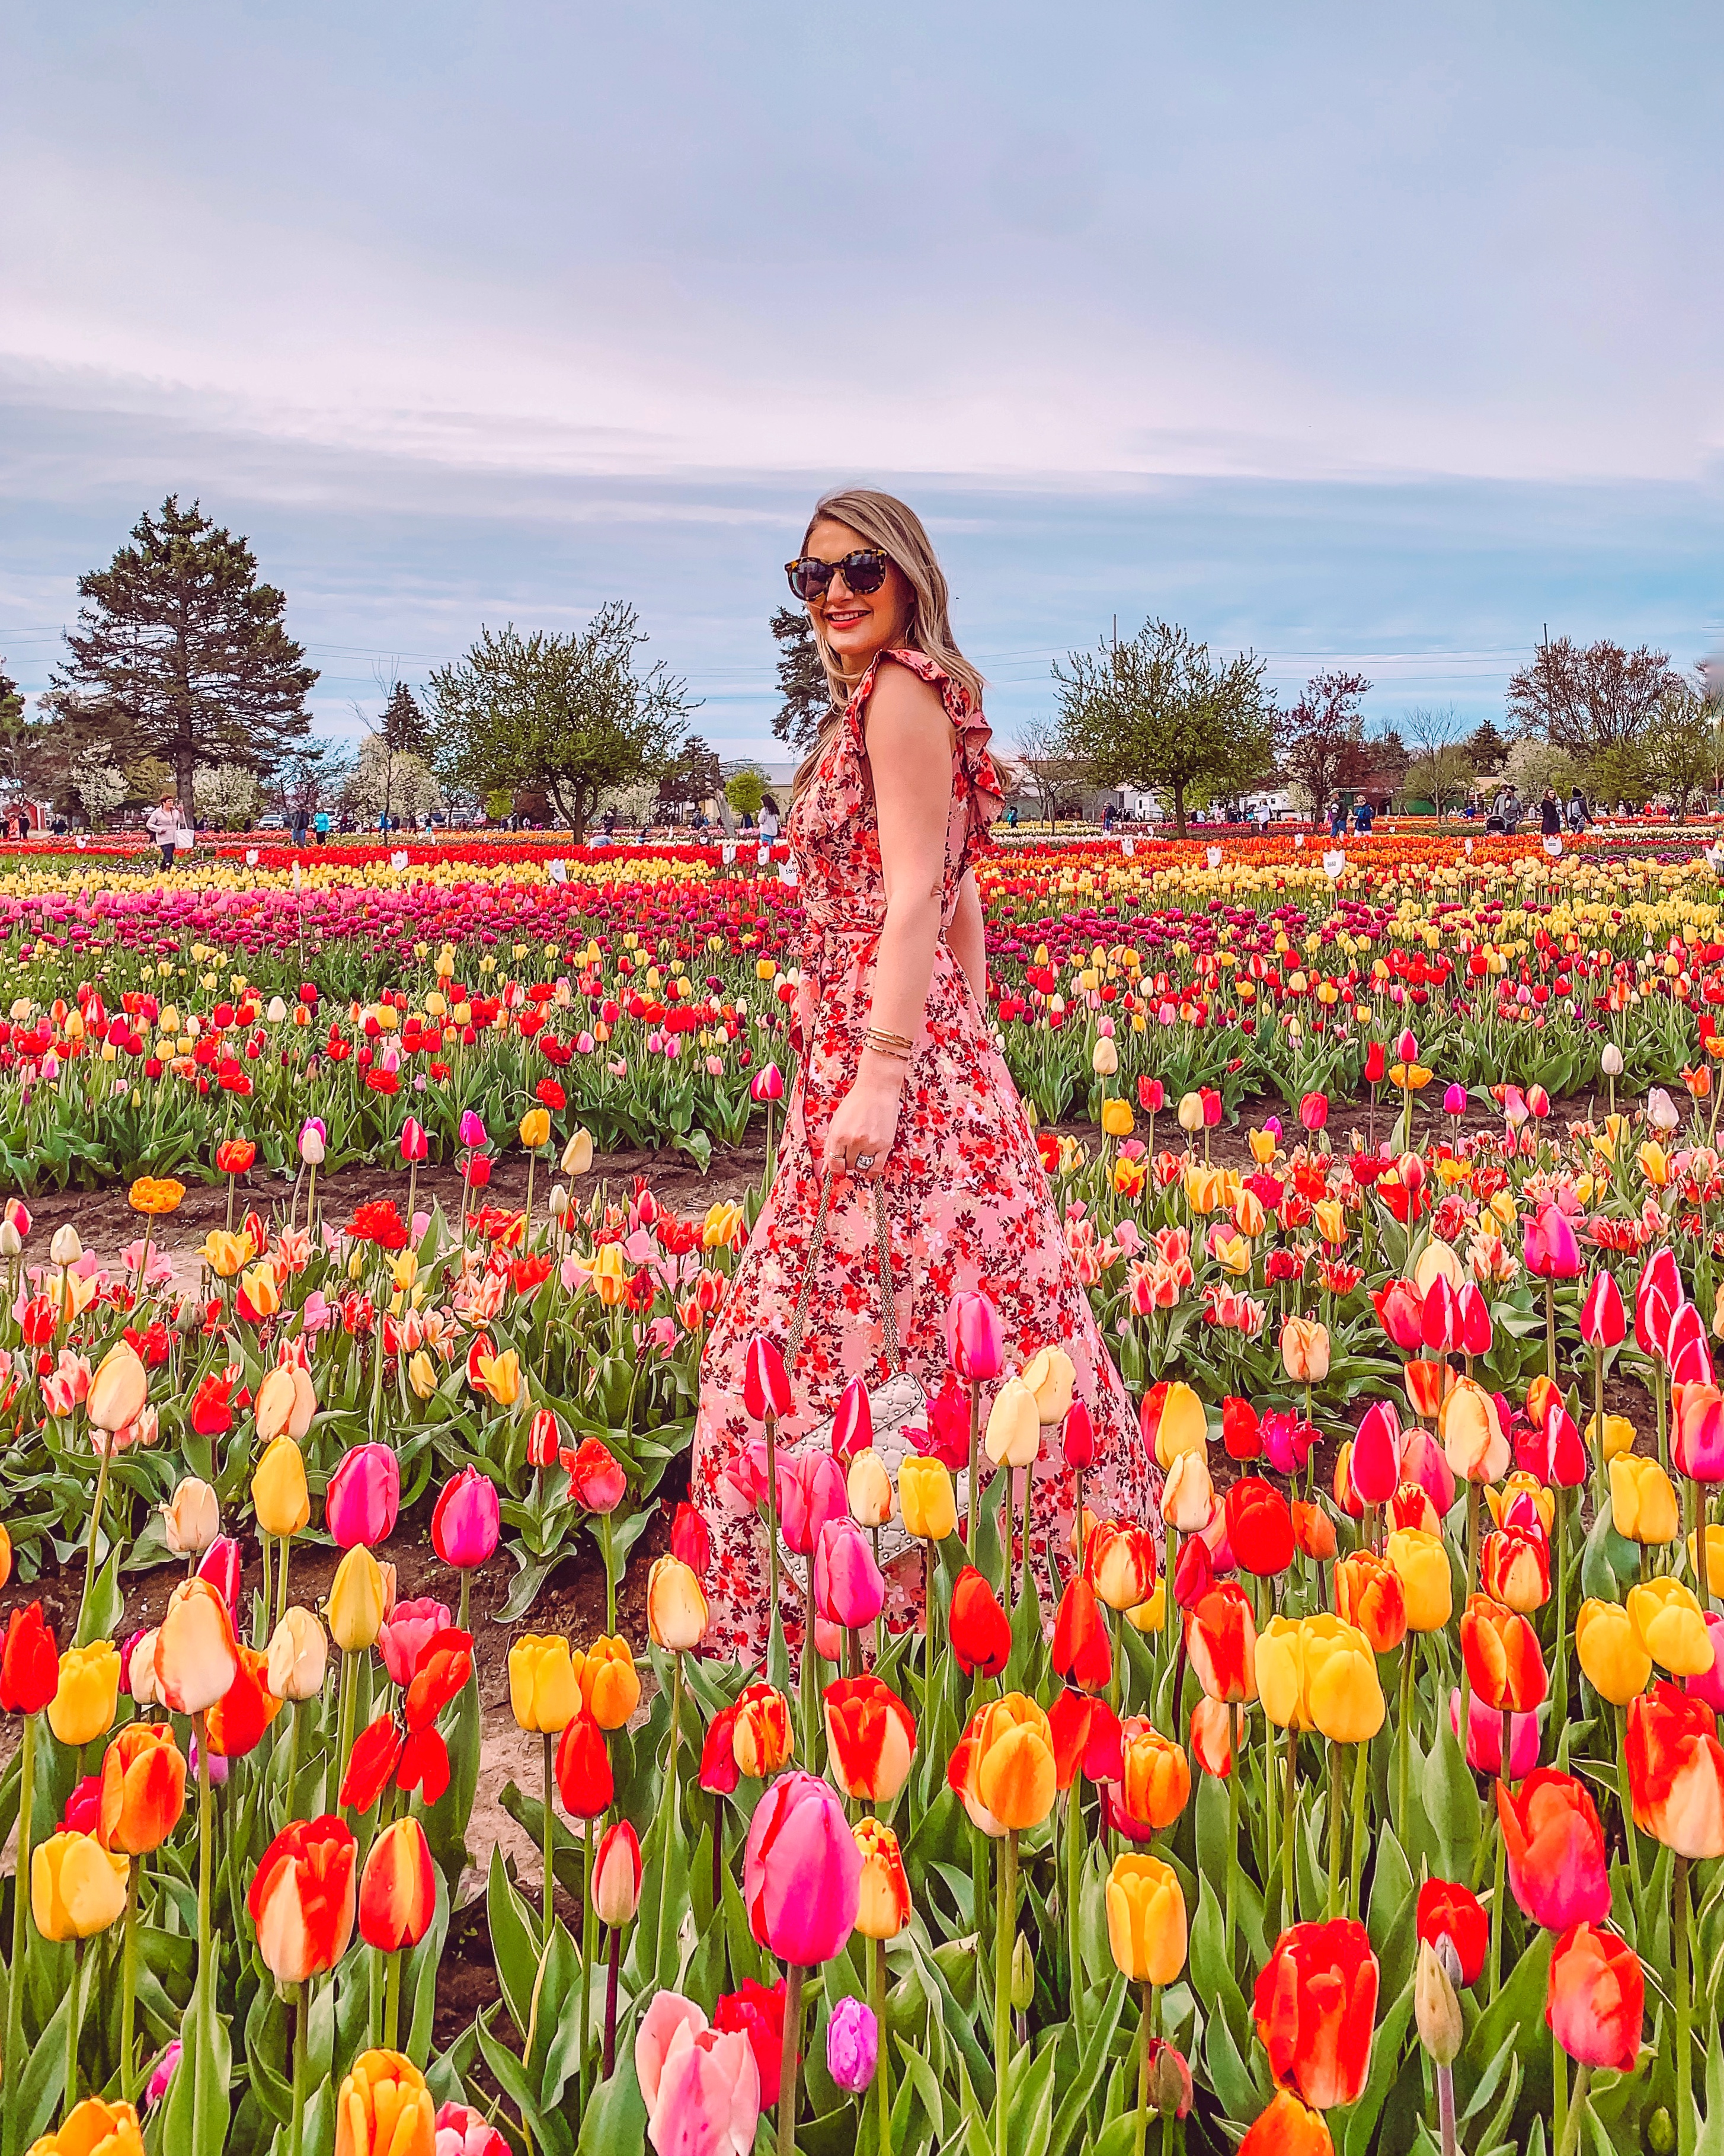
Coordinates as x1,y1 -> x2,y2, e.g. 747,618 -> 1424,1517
340,1714 -> 404,1812
206,1644 -> 282,1758
555,1713 -> 614,1820
1624,1681 -> 1724,1857
249,1815 -> 358,1984
699,1704 -> 743,1797
1496,1771 -> 1611,1930
1579,1272 -> 1626,1350
742,1337 -> 792,1422
404,1629 -> 472,1731
943,1291 -> 1005,1382
1635,1249 -> 1683,1358
1061,1399 -> 1096,1470
1051,1578 -> 1112,1693
399,1117 -> 429,1164
1362,1042 -> 1386,1084
1173,1532 -> 1214,1610
1416,1879 -> 1488,1988
1455,1281 -> 1493,1358
1666,1302 -> 1715,1388
1298,1091 -> 1329,1132
568,1439 -> 627,1515
1221,1396 -> 1260,1462
1224,1477 -> 1294,1577
949,1567 -> 1011,1678
713,1977 -> 786,2107
1252,1918 -> 1378,2110
1546,1922 -> 1643,2072
1371,1280 -> 1424,1352
829,1379 -> 873,1463
1460,1593 -> 1547,1712
526,1408 -> 559,1467
0,1604 -> 59,1714
359,1816 -> 436,1951
670,1502 -> 712,1579
1186,1582 -> 1258,1704
1518,1402 -> 1587,1490
1421,1277 -> 1463,1355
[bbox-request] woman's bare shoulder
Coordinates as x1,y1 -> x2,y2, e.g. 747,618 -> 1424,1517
865,654 -> 954,742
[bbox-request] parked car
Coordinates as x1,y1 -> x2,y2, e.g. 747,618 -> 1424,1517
255,813 -> 285,830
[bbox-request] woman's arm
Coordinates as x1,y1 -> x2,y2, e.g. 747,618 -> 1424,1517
822,663 -> 953,1176
946,868 -> 987,1007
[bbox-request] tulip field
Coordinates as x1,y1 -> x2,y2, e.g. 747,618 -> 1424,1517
3,826 -> 1724,2156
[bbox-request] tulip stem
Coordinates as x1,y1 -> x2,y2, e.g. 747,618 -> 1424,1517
75,1440 -> 112,1643
994,1831 -> 1018,2156
1592,1351 -> 1607,1519
1544,1277 -> 1556,1382
277,1535 -> 292,1632
1134,1979 -> 1152,2156
120,1857 -> 139,2102
282,1697 -> 303,1824
383,1946 -> 401,2053
1558,2066 -> 1591,2156
778,1961 -> 805,2156
603,1924 -> 621,2078
1613,1703 -> 1640,1892
1348,1739 -> 1370,1919
193,1711 -> 215,2156
763,1410 -> 782,1628
1224,1722 -> 1240,1973
654,1653 -> 683,1988
1552,2023 -> 1567,2152
336,1649 -> 359,1825
1066,1786 -> 1085,2041
4,1710 -> 35,2098
1018,1465 -> 1033,1614
63,1935 -> 84,2109
1397,1636 -> 1415,1848
1458,1486 -> 1478,1739
1487,1804 -> 1505,2000
540,1734 -> 556,1943
580,1816 -> 596,2118
287,1982 -> 308,2156
1676,1854 -> 1694,2156
1326,1741 -> 1343,1921
966,1379 -> 982,1556
1282,1727 -> 1297,1924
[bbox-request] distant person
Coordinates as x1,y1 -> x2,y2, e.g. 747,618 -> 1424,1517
1255,801 -> 1272,834
314,808 -> 331,845
1353,798 -> 1374,835
1005,804 -> 1018,829
145,792 -> 179,870
1328,799 -> 1346,839
291,804 -> 308,845
1567,786 -> 1591,832
1540,787 -> 1562,838
758,794 -> 781,844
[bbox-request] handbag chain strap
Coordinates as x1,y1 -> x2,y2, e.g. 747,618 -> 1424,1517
785,1169 -> 901,1376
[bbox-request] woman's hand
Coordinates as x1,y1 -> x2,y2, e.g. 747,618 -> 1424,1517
823,1056 -> 904,1177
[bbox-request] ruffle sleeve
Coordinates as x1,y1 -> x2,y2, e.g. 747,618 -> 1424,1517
843,647 -> 1001,861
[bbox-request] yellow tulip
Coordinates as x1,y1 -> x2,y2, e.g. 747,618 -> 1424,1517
1100,1097 -> 1134,1137
984,1378 -> 1041,1468
332,2049 -> 435,2156
1148,1380 -> 1207,1468
87,1343 -> 148,1434
47,1642 -> 120,1748
1021,1346 -> 1076,1426
1610,1454 -> 1680,1545
972,1693 -> 1058,1831
1575,1598 -> 1652,1706
1627,1577 -> 1713,1675
407,1351 -> 438,1401
239,1263 -> 280,1318
507,1635 -> 581,1734
31,1831 -> 128,1940
645,1557 -> 708,1652
199,1229 -> 249,1278
328,1545 -> 387,1653
1303,1615 -> 1386,1742
1255,1617 -> 1316,1733
252,1436 -> 311,1538
1105,1853 -> 1188,1986
899,1457 -> 957,1541
519,1107 -> 552,1150
475,1347 -> 522,1407
1411,1239 -> 1464,1293
1386,1528 -> 1453,1632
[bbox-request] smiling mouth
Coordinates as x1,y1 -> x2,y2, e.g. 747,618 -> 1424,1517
826,607 -> 868,627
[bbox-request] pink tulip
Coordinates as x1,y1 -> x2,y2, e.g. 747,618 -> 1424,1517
1421,1277 -> 1463,1355
813,1615 -> 844,1663
399,1118 -> 429,1164
458,1109 -> 487,1150
1636,1250 -> 1684,1356
1351,1401 -> 1402,1506
1450,1688 -> 1541,1780
1399,1427 -> 1457,1518
1442,1082 -> 1467,1117
1396,1028 -> 1418,1063
195,1536 -> 243,1613
1674,1386 -> 1724,1483
1683,1614 -> 1724,1715
742,1337 -> 792,1422
634,1991 -> 761,2156
1298,1091 -> 1328,1133
1524,1205 -> 1581,1281
433,2101 -> 510,2156
813,1518 -> 885,1628
776,1451 -> 849,1558
1063,1398 -> 1095,1470
431,1466 -> 501,1569
379,1597 -> 453,1687
145,2040 -> 183,2110
1665,1302 -> 1715,1387
1498,1769 -> 1611,1931
743,1771 -> 862,1966
1579,1272 -> 1626,1350
749,1064 -> 784,1103
830,1378 -> 873,1463
944,1291 -> 1005,1382
1456,1281 -> 1493,1358
719,1440 -> 770,1516
325,1442 -> 402,1548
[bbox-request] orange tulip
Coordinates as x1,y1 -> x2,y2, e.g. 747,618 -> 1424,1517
1239,2092 -> 1335,2155
1624,1682 -> 1724,1858
1118,1720 -> 1191,1832
97,1723 -> 185,1855
333,2049 -> 436,2156
1460,1594 -> 1547,1713
824,1675 -> 916,1805
852,1816 -> 912,1940
1479,1525 -> 1550,1615
731,1682 -> 795,1780
358,1817 -> 437,1952
1333,1553 -> 1407,1654
205,1644 -> 283,1758
1185,1582 -> 1258,1704
958,1692 -> 1057,1832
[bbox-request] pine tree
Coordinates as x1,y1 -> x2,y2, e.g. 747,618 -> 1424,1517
770,608 -> 831,749
55,496 -> 318,807
380,682 -> 431,758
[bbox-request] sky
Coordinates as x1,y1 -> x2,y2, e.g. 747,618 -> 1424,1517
2,1 -> 1721,759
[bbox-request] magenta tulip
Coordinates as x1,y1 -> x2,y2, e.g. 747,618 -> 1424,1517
813,1519 -> 885,1629
743,1771 -> 862,1966
1351,1401 -> 1402,1506
1063,1399 -> 1096,1470
829,1378 -> 873,1463
399,1117 -> 429,1164
634,1991 -> 761,2156
1524,1206 -> 1582,1282
431,1466 -> 501,1569
196,1536 -> 243,1613
1399,1428 -> 1457,1518
943,1290 -> 1005,1382
1442,1082 -> 1467,1117
1684,1614 -> 1724,1715
1396,1027 -> 1418,1062
1518,1404 -> 1588,1490
378,1598 -> 452,1688
1421,1277 -> 1463,1355
1674,1387 -> 1724,1483
776,1452 -> 849,1558
458,1109 -> 488,1150
1450,1688 -> 1541,1780
325,1442 -> 402,1549
1579,1272 -> 1626,1350
1636,1249 -> 1684,1356
749,1064 -> 785,1103
742,1337 -> 792,1423
1456,1281 -> 1494,1358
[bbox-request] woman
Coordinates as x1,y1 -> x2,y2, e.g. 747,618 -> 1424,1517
690,488 -> 1153,1660
757,794 -> 781,844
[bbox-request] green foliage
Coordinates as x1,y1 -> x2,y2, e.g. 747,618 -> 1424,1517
769,605 -> 830,750
428,606 -> 693,840
724,766 -> 766,819
1054,619 -> 1276,835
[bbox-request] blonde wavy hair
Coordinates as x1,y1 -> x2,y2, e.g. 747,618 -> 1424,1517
791,489 -> 987,803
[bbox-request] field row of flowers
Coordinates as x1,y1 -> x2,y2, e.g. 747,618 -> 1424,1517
1,836 -> 1723,1189
4,995 -> 1724,2152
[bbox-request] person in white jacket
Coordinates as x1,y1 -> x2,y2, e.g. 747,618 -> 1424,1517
144,794 -> 179,869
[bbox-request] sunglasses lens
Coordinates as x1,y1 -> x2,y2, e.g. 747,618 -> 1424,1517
788,558 -> 831,601
843,551 -> 887,594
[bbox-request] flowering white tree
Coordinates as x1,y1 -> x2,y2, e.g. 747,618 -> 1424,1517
70,750 -> 127,829
194,762 -> 263,829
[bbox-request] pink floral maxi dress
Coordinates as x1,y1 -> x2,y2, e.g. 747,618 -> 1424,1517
690,649 -> 1152,1659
